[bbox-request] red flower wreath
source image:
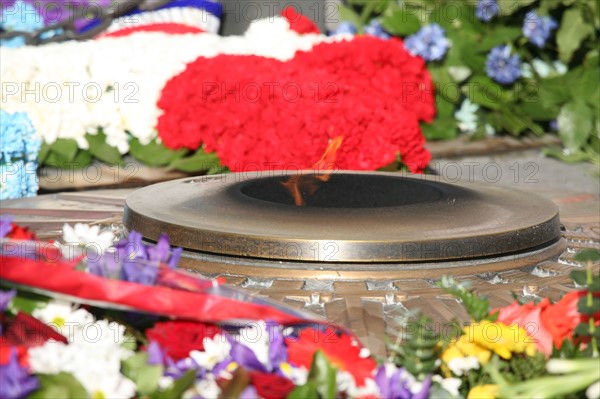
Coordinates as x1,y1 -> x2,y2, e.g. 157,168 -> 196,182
157,36 -> 435,173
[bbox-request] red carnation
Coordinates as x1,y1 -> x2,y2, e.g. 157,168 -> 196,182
145,320 -> 222,360
157,36 -> 434,173
285,328 -> 376,386
6,223 -> 36,241
281,6 -> 320,35
250,372 -> 295,399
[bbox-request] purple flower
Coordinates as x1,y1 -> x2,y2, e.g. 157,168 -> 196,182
332,21 -> 357,36
0,215 -> 14,238
240,386 -> 258,399
364,19 -> 391,40
164,357 -> 203,380
523,10 -> 558,48
87,230 -> 182,285
147,340 -> 167,366
404,23 -> 450,61
485,45 -> 522,84
227,335 -> 267,373
0,289 -> 16,312
268,325 -> 287,369
0,348 -> 39,399
476,0 -> 499,22
375,365 -> 432,399
549,119 -> 559,132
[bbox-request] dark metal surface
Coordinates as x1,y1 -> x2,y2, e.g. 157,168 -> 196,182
124,171 -> 561,263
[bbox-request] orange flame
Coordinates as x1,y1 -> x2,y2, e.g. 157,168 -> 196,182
281,136 -> 344,206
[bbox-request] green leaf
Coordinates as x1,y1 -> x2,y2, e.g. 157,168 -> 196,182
122,352 -> 163,396
570,270 -> 588,286
538,76 -> 571,108
380,9 -> 420,35
463,76 -> 508,110
86,131 -> 124,166
421,117 -> 457,140
129,138 -> 188,167
152,370 -> 196,399
309,351 -> 337,399
557,8 -> 594,62
169,148 -> 221,173
38,142 -> 50,164
574,249 -> 600,263
557,100 -> 594,152
578,296 -> 600,314
476,26 -> 522,52
49,139 -> 78,162
5,289 -> 49,314
338,4 -> 363,30
45,149 -> 93,169
30,372 -> 88,399
497,0 -> 536,16
287,381 -> 318,399
574,67 -> 600,109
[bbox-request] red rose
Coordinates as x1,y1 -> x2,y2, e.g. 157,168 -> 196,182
250,372 -> 295,399
146,320 -> 221,360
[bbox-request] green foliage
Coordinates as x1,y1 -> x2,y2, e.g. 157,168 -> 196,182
41,132 -> 227,174
438,276 -> 494,322
338,0 -> 600,165
151,370 -> 196,399
288,350 -> 337,399
29,373 -> 88,399
387,316 -> 444,377
121,352 -> 163,396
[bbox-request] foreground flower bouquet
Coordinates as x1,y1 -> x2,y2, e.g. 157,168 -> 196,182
1,216 -> 598,398
0,217 -> 423,399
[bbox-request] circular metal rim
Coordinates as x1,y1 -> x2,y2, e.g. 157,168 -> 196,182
124,171 -> 561,262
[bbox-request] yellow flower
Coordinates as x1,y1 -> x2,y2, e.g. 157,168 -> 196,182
466,320 -> 537,359
467,384 -> 499,399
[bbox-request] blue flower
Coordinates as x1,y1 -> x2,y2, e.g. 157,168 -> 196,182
364,19 -> 391,40
485,45 -> 522,84
522,10 -> 558,48
404,23 -> 450,61
332,21 -> 357,36
0,0 -> 43,47
476,0 -> 499,22
0,348 -> 39,399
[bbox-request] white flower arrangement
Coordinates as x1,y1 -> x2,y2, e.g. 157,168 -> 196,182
0,17 -> 340,156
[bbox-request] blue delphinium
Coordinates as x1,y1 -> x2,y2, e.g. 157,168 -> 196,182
476,0 -> 499,22
332,21 -> 357,36
522,10 -> 558,48
404,23 -> 450,61
485,45 -> 522,84
0,110 -> 41,200
364,19 -> 391,40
